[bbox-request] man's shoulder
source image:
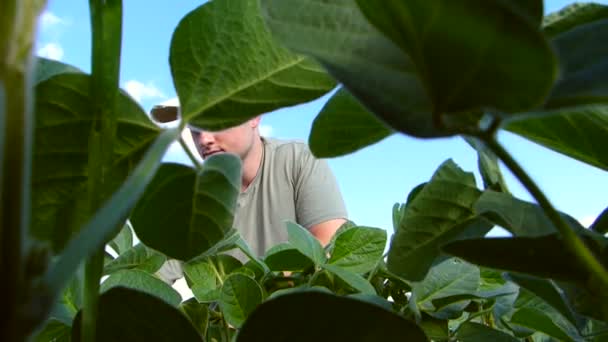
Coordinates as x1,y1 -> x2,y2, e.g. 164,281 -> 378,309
263,137 -> 312,158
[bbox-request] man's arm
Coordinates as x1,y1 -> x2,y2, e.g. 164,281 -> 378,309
309,218 -> 347,246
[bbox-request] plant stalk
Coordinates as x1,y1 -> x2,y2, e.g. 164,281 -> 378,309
483,136 -> 608,288
179,135 -> 201,169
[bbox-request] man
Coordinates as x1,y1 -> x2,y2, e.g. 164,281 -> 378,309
158,115 -> 347,283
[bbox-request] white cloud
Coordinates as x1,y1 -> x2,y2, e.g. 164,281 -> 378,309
40,11 -> 66,30
578,215 -> 597,228
37,42 -> 64,60
124,80 -> 166,103
259,124 -> 273,137
160,97 -> 180,106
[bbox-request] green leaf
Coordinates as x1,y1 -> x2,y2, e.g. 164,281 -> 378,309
33,319 -> 71,342
510,308 -> 576,341
355,0 -> 556,116
418,314 -> 449,342
131,153 -> 241,261
457,322 -> 519,342
463,137 -> 509,192
387,159 -> 485,281
238,290 -> 428,341
504,273 -> 582,330
442,235 -> 589,283
108,222 -> 133,256
219,273 -> 264,328
72,287 -> 202,342
170,0 -> 335,130
263,243 -> 314,272
322,264 -> 377,295
43,127 -> 179,297
103,243 -> 165,276
412,259 -> 480,313
591,206 -> 608,234
30,73 -> 161,252
474,190 -> 585,237
179,298 -> 209,337
543,3 -> 608,38
33,57 -> 82,84
328,226 -> 386,274
183,258 -> 222,303
286,221 -> 326,266
262,0 -> 450,138
309,87 -> 392,158
100,269 -> 182,307
506,107 -> 608,172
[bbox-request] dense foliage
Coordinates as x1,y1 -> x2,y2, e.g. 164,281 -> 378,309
1,0 -> 608,341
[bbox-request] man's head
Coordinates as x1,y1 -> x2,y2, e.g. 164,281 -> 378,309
190,116 -> 261,160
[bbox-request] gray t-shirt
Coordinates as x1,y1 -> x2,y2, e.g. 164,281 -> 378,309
234,137 -> 348,257
156,137 -> 347,283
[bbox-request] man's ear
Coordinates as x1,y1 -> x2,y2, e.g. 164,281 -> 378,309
249,116 -> 262,128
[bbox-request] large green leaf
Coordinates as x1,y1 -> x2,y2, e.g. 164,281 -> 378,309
355,0 -> 556,116
286,221 -> 326,266
72,287 -> 202,342
179,298 -> 209,337
412,259 -> 480,313
473,190 -> 585,237
506,107 -> 608,171
387,159 -> 485,281
457,322 -> 519,342
543,2 -> 608,37
103,243 -> 166,276
328,226 -> 386,274
219,273 -> 264,328
510,308 -> 576,341
33,57 -> 82,84
131,154 -> 241,261
322,264 -> 377,295
262,0 -> 447,138
237,290 -> 428,341
442,235 -> 590,283
100,269 -> 182,307
33,320 -> 71,342
309,87 -> 392,158
263,243 -> 314,272
170,0 -> 335,130
31,73 -> 161,252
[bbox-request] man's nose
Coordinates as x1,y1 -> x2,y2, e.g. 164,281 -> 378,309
200,131 -> 216,145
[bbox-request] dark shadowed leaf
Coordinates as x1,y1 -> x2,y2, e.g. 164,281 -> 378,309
463,137 -> 509,192
72,287 -> 202,342
328,226 -> 386,274
418,314 -> 449,342
100,269 -> 182,307
412,259 -> 480,313
387,160 -> 484,281
34,57 -> 82,84
442,235 -> 589,283
108,222 -> 133,256
286,221 -> 326,266
506,107 -> 608,171
237,290 -> 428,341
264,243 -> 314,272
179,298 -> 209,337
504,273 -> 582,329
170,0 -> 335,130
219,273 -> 264,328
591,206 -> 608,234
474,190 -> 586,237
131,154 -> 241,261
33,319 -> 71,342
457,322 -> 519,342
309,87 -> 392,158
543,2 -> 608,37
103,243 -> 166,275
322,264 -> 376,295
262,0 -> 449,138
31,73 -> 160,252
510,308 -> 576,341
355,0 -> 555,116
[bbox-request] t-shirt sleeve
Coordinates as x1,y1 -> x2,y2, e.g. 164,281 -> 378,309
293,144 -> 348,228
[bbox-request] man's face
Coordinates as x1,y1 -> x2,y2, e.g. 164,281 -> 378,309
190,117 -> 260,160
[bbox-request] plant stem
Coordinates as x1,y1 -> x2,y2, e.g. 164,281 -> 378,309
179,135 -> 201,169
484,136 -> 608,287
82,250 -> 104,341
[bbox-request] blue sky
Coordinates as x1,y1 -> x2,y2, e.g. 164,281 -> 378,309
36,0 -> 608,238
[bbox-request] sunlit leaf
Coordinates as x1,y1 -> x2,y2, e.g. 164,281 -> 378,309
286,221 -> 326,266
322,264 -> 377,295
170,0 -> 335,130
100,269 -> 182,307
219,273 -> 263,328
103,243 -> 166,276
108,222 -> 133,256
328,226 -> 386,274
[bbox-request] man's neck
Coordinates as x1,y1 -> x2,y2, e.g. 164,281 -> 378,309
241,136 -> 263,192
